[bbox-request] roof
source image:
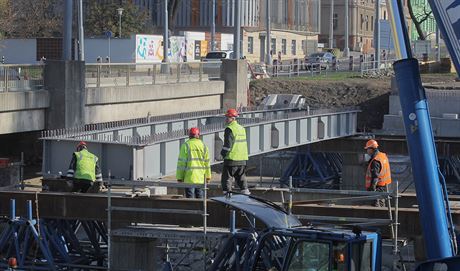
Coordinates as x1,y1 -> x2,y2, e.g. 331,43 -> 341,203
211,194 -> 302,229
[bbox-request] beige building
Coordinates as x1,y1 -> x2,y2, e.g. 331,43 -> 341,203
242,29 -> 319,63
319,0 -> 397,54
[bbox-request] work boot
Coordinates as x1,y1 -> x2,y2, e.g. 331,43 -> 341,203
241,189 -> 251,195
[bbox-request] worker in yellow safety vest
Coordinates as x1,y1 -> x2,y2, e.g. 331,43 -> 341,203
66,141 -> 103,193
364,139 -> 392,206
176,127 -> 211,198
220,109 -> 250,195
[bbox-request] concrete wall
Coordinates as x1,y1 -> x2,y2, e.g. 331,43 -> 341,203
221,59 -> 248,109
0,39 -> 37,64
0,91 -> 49,134
85,81 -> 224,123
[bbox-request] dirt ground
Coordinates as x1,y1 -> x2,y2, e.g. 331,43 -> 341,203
249,73 -> 458,131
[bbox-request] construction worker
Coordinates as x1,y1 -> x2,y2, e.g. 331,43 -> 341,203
176,127 -> 211,198
66,141 -> 103,193
364,139 -> 392,206
221,109 -> 250,195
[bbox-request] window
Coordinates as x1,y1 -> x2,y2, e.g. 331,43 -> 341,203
302,40 -> 307,55
333,13 -> 338,30
366,15 -> 369,31
282,39 -> 287,55
271,38 -> 276,55
286,241 -> 330,271
291,40 -> 297,55
371,16 -> 374,31
248,37 -> 254,54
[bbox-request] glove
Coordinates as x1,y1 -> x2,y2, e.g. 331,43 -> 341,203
177,179 -> 183,183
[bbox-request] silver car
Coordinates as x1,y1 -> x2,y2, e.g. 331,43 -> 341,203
305,52 -> 335,70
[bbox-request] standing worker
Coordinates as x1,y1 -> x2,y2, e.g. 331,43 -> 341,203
176,127 -> 211,198
364,139 -> 392,206
66,141 -> 103,193
221,109 -> 250,195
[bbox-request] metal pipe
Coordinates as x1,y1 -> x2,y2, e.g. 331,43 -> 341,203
344,0 -> 349,56
393,59 -> 454,259
63,0 -> 73,60
78,0 -> 85,61
386,0 -> 411,59
436,26 -> 441,62
230,209 -> 236,233
393,180 -> 399,255
211,0 -> 216,51
27,200 -> 33,221
266,0 -> 272,64
375,0 -> 381,68
329,0 -> 334,48
203,179 -> 208,271
107,171 -> 112,270
10,199 -> 15,219
163,0 -> 169,63
288,176 -> 293,215
233,0 -> 241,59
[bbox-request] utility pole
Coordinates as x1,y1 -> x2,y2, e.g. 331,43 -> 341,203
344,0 -> 349,56
266,0 -> 271,64
117,8 -> 124,38
233,0 -> 241,59
163,0 -> 169,63
375,0 -> 381,68
63,0 -> 73,61
329,0 -> 334,48
78,0 -> 85,61
211,0 -> 216,51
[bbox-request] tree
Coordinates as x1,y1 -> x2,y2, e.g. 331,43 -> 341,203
168,0 -> 182,29
0,0 -> 62,38
85,1 -> 149,38
407,0 -> 433,40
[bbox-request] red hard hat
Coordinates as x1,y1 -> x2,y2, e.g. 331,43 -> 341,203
77,141 -> 87,148
189,127 -> 200,137
364,139 -> 378,149
225,108 -> 239,118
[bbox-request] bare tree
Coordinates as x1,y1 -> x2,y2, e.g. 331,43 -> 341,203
0,0 -> 62,38
407,0 -> 433,40
168,0 -> 182,30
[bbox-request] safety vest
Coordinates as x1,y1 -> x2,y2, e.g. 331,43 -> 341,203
176,138 -> 211,184
225,121 -> 249,161
365,151 -> 392,188
74,149 -> 98,181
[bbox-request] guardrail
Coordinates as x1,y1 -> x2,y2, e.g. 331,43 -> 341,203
85,62 -> 222,88
0,64 -> 44,92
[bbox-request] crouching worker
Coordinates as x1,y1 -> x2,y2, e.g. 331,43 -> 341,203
66,141 -> 103,193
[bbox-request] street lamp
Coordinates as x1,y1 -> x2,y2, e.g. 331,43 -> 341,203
117,7 -> 124,38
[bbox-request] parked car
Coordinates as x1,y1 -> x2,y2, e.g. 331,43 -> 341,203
202,51 -> 234,62
202,51 -> 234,79
304,52 -> 335,70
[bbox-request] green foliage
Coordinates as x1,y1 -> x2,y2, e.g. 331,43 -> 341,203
85,1 -> 150,38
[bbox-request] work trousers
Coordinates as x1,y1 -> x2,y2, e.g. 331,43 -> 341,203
185,187 -> 203,199
374,185 -> 387,207
221,165 -> 248,192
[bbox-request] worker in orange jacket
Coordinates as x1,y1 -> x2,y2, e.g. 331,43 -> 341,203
364,139 -> 392,207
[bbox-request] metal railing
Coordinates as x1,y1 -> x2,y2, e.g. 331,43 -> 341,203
360,59 -> 395,77
0,64 -> 44,92
86,62 -> 222,88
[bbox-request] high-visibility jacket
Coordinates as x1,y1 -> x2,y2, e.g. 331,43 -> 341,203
176,138 -> 211,184
224,121 -> 248,161
365,151 -> 392,188
74,149 -> 98,181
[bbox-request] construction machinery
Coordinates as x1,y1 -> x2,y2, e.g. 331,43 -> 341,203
209,0 -> 460,270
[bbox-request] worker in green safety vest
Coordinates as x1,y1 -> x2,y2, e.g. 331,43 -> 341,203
66,141 -> 103,193
176,127 -> 211,198
220,108 -> 250,195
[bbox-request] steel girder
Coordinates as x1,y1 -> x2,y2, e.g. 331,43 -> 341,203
41,108 -> 359,180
